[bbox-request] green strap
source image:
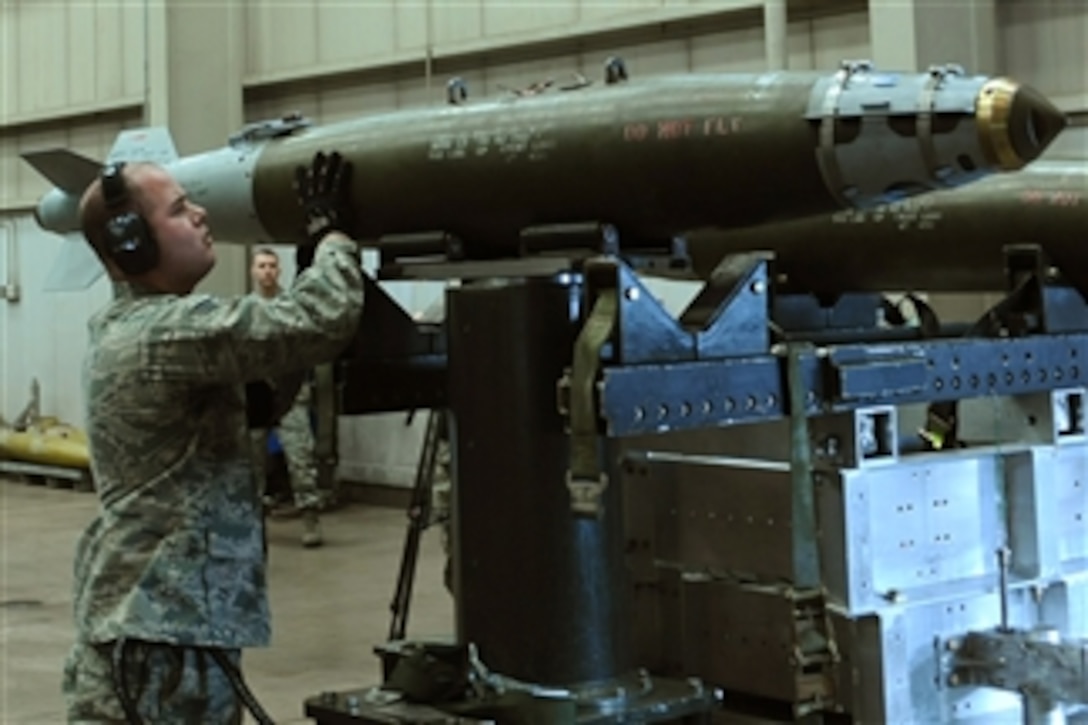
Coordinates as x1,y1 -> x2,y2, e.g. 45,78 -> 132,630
567,290 -> 618,516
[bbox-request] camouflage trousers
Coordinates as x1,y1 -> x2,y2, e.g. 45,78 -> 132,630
63,639 -> 243,723
249,388 -> 321,511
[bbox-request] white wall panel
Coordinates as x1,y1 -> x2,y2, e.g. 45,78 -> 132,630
395,2 -> 429,53
783,19 -> 818,71
0,2 -> 13,116
317,3 -> 398,65
65,2 -> 98,108
338,412 -> 430,486
0,136 -> 18,208
578,0 -> 659,23
92,1 -> 128,103
320,79 -> 401,123
999,0 -> 1087,107
13,2 -> 70,115
246,0 -> 319,78
2,0 -> 145,124
246,0 -> 412,76
119,1 -> 147,104
432,1 -> 484,46
0,115 -> 134,208
685,15 -> 861,75
244,2 -> 268,79
807,9 -> 869,69
0,214 -> 110,427
242,0 -> 793,89
394,75 -> 439,110
691,26 -> 764,71
482,0 -> 578,37
0,222 -> 11,418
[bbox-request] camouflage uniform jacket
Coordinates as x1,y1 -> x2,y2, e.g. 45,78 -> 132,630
73,236 -> 363,648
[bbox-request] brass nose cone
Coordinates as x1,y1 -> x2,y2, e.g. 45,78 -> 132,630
977,78 -> 1068,170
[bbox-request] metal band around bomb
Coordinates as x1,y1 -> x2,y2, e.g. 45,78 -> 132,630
813,61 -> 870,207
916,66 -> 957,188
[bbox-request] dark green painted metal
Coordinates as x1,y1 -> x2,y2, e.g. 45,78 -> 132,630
686,160 -> 1088,294
252,73 -> 837,249
449,278 -> 631,686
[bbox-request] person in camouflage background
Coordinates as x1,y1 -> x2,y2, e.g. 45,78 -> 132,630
63,151 -> 362,723
249,246 -> 325,547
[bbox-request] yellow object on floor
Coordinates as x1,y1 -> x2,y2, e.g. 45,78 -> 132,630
0,416 -> 90,469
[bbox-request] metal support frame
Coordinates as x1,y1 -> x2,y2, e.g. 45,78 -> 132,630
569,252 -> 1088,721
308,270 -> 718,724
447,277 -> 630,687
339,273 -> 447,414
309,241 -> 1088,723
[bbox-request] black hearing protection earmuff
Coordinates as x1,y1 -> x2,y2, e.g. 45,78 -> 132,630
101,162 -> 160,276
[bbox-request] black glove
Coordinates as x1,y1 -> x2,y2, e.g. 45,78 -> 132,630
293,150 -> 355,246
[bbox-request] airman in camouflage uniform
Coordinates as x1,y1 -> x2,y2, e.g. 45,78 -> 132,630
249,247 -> 325,546
63,152 -> 362,722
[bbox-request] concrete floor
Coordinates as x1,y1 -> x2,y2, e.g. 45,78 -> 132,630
0,478 -> 452,724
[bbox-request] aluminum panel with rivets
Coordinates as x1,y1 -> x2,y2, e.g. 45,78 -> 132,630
1005,444 -> 1088,582
827,452 -> 1005,614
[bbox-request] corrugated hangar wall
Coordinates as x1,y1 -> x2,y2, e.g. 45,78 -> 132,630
0,0 -> 1085,487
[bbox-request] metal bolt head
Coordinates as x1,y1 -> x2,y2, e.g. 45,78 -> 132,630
818,435 -> 840,457
883,588 -> 903,604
